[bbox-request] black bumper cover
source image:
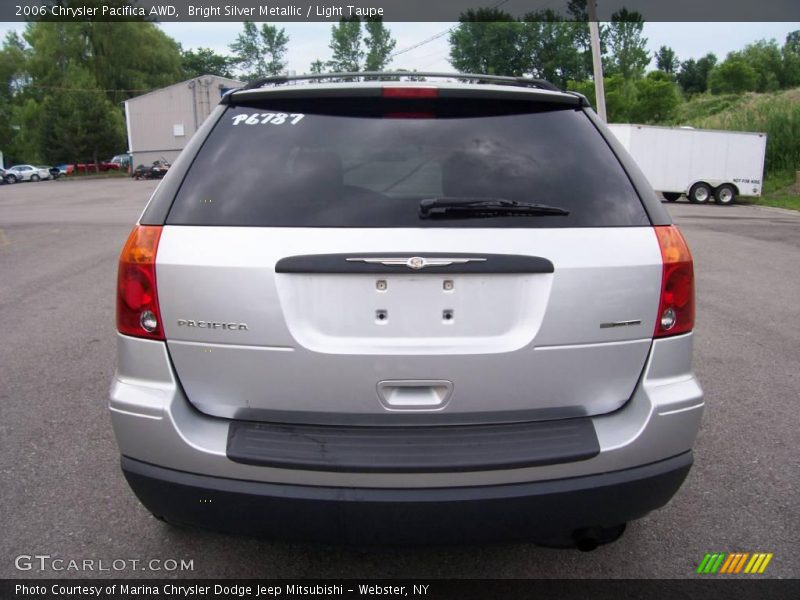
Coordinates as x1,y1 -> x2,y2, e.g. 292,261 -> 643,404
121,452 -> 692,544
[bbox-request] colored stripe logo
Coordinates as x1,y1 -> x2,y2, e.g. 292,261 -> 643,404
697,552 -> 773,574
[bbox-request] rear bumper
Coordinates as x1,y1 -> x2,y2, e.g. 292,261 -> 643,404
122,452 -> 692,543
110,332 -> 703,489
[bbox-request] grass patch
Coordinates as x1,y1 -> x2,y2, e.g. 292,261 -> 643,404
750,192 -> 800,212
740,171 -> 800,211
672,93 -> 745,123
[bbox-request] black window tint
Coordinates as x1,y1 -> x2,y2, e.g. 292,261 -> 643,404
167,98 -> 649,228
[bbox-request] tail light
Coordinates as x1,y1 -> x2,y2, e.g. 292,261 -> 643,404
116,225 -> 164,340
382,87 -> 438,98
654,225 -> 694,337
382,87 -> 437,118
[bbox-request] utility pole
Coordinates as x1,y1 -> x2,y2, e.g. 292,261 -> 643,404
587,0 -> 607,122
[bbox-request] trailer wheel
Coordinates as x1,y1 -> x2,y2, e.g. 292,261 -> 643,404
688,182 -> 712,204
662,192 -> 681,202
714,184 -> 736,205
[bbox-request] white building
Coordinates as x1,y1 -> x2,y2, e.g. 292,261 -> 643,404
124,75 -> 243,167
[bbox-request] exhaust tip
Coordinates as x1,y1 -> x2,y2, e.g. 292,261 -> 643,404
572,523 -> 627,551
573,528 -> 601,552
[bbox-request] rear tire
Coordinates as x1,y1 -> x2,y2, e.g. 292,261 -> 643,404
662,192 -> 681,202
688,182 -> 711,204
30,174 -> 40,182
714,184 -> 736,205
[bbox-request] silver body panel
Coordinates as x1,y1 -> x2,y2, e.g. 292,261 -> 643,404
156,226 -> 663,423
110,332 -> 703,488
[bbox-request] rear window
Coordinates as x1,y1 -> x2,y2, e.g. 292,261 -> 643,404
167,97 -> 649,228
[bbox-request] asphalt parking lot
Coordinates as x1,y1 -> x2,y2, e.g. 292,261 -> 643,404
0,178 -> 798,579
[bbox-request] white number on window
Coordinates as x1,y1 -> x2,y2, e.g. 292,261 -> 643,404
232,113 -> 306,126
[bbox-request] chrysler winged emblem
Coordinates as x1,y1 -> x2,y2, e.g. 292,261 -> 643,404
346,256 -> 486,270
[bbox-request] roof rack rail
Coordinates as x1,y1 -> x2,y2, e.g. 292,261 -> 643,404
241,71 -> 562,93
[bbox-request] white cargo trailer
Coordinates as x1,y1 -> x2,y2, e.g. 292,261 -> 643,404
607,124 -> 767,205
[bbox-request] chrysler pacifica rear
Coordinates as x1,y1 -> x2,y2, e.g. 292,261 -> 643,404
111,73 -> 703,548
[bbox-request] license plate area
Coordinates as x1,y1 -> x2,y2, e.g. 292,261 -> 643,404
276,272 -> 552,354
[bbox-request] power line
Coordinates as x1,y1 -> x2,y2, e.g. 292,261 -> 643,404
389,0 -> 516,59
389,0 -> 565,62
390,27 -> 453,59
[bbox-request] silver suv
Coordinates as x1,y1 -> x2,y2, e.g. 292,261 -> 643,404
111,73 -> 703,549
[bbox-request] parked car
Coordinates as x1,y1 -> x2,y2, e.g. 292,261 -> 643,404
108,153 -> 132,169
112,73 -> 702,549
51,164 -> 74,178
133,159 -> 170,180
36,165 -> 55,180
74,163 -> 102,174
5,164 -> 51,182
0,168 -> 12,184
73,155 -> 131,174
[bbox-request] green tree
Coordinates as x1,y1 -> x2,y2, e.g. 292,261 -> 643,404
229,22 -> 289,79
604,73 -> 639,122
783,30 -> 800,87
655,46 -> 679,74
39,66 -> 125,165
22,20 -> 183,104
604,9 -> 649,81
738,40 -> 783,91
4,15 -> 184,164
566,0 -> 599,81
0,32 -> 29,160
364,18 -> 396,72
708,55 -> 758,94
566,78 -> 596,105
786,30 -> 800,54
314,17 -> 396,77
632,71 -> 682,122
182,47 -> 236,79
327,16 -> 364,73
87,21 -> 183,100
520,10 -> 588,87
676,53 -> 717,95
8,98 -> 44,164
448,8 -> 526,76
568,75 -> 638,122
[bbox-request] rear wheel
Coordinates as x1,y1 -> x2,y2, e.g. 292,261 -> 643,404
30,174 -> 40,182
688,182 -> 711,204
714,183 -> 736,205
662,192 -> 681,202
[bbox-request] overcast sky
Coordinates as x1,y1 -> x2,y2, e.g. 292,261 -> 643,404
1,21 -> 798,75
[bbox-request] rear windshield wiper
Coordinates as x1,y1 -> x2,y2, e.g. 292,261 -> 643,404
419,197 -> 570,219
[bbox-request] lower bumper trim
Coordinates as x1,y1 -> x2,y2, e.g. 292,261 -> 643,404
121,452 -> 692,544
122,452 -> 692,544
